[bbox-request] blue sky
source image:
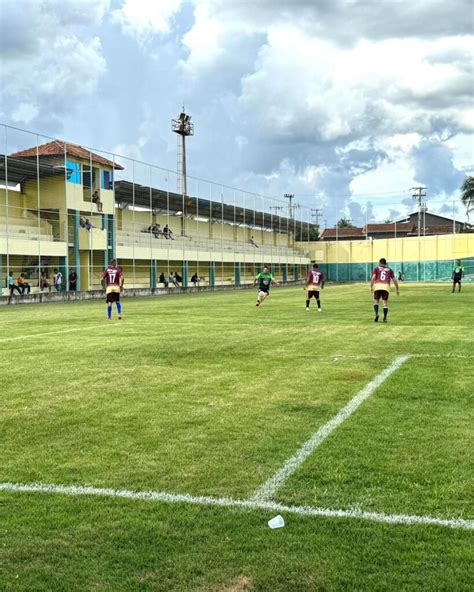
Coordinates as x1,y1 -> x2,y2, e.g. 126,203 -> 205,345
0,0 -> 472,225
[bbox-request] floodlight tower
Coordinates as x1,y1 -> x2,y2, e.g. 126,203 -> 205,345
172,109 -> 194,197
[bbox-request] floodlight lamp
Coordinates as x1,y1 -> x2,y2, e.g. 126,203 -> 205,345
179,112 -> 186,121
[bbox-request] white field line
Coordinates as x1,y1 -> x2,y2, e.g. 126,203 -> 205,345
332,353 -> 473,362
250,355 -> 412,502
1,482 -> 472,531
0,325 -> 116,344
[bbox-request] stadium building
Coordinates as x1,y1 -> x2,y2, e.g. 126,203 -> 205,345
0,132 -> 313,296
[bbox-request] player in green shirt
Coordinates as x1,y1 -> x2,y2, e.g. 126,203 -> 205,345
254,265 -> 279,307
452,261 -> 465,293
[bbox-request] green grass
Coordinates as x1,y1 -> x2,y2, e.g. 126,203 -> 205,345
1,283 -> 473,591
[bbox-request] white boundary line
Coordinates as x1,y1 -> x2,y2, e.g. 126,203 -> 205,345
250,355 -> 412,502
1,482 -> 472,531
0,325 -> 116,344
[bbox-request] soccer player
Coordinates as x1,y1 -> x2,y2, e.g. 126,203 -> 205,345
254,265 -> 278,307
305,263 -> 325,312
452,260 -> 465,293
370,258 -> 399,323
101,259 -> 124,320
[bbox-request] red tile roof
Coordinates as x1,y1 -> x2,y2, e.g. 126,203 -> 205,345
10,140 -> 124,170
423,225 -> 457,235
320,227 -> 364,239
364,222 -> 415,234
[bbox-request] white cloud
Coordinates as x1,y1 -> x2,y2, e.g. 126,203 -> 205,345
112,0 -> 182,39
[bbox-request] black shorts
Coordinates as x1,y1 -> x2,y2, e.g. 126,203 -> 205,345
453,276 -> 462,283
374,290 -> 389,301
106,291 -> 120,303
307,290 -> 320,299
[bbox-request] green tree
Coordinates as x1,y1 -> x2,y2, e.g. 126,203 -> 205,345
295,224 -> 319,241
336,217 -> 354,228
460,176 -> 474,219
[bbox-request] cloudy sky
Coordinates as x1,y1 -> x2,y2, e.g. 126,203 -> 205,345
0,0 -> 472,225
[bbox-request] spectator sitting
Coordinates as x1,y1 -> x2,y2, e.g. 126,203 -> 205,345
163,224 -> 174,240
92,190 -> 103,212
40,272 -> 51,292
191,273 -> 199,287
17,273 -> 31,295
175,271 -> 182,285
169,272 -> 179,287
152,223 -> 163,238
249,236 -> 259,248
7,271 -> 21,296
159,272 -> 169,288
84,218 -> 92,230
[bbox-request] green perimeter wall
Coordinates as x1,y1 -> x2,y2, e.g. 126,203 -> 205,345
304,234 -> 474,282
319,258 -> 474,282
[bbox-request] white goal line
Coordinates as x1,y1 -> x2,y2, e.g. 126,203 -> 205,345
250,355 -> 411,502
1,482 -> 472,531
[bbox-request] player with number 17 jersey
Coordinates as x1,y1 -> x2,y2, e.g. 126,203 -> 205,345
101,259 -> 124,320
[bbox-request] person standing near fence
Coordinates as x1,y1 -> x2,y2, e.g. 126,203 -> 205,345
53,269 -> 63,292
452,261 -> 465,293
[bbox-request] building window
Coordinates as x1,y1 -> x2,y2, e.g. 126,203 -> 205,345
101,169 -> 113,190
66,161 -> 81,184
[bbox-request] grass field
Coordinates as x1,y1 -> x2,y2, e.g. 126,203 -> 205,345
1,283 -> 473,591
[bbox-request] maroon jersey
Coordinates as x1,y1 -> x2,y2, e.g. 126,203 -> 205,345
372,265 -> 394,290
103,266 -> 122,286
307,269 -> 324,287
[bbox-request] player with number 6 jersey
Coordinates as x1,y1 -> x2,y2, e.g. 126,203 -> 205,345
370,258 -> 399,323
101,259 -> 124,320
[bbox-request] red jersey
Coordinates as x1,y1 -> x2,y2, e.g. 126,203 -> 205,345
307,269 -> 324,288
102,266 -> 123,286
372,265 -> 394,290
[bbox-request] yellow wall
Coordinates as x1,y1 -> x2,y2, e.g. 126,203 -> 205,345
303,234 -> 474,263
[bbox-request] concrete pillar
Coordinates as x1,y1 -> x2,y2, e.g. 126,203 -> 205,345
0,254 -> 3,297
108,214 -> 116,261
234,262 -> 241,286
59,255 -> 69,292
281,264 -> 288,282
209,261 -> 216,287
73,210 -> 81,289
182,260 -> 189,288
102,214 -> 109,268
150,260 -> 157,289
294,265 -> 299,281
80,251 -> 90,291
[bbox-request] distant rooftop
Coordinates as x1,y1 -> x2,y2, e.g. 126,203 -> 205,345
10,140 -> 124,170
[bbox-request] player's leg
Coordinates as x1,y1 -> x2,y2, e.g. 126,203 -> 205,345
452,280 -> 456,293
116,293 -> 122,319
256,289 -> 266,306
106,292 -> 113,320
316,290 -> 321,312
306,289 -> 311,311
373,291 -> 380,322
382,292 -> 389,322
458,280 -> 462,292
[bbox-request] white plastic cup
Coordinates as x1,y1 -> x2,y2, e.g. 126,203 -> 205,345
268,514 -> 285,529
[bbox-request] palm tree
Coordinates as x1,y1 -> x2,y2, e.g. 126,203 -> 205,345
460,176 -> 474,220
336,217 -> 354,228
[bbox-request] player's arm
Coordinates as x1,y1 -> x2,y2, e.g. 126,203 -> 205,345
119,270 -> 124,290
393,277 -> 400,294
370,273 -> 375,292
272,275 -> 279,286
253,274 -> 258,287
100,270 -> 106,288
321,273 -> 325,289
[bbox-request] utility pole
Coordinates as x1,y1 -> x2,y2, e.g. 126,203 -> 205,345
283,193 -> 295,220
311,208 -> 323,227
410,186 -> 427,237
